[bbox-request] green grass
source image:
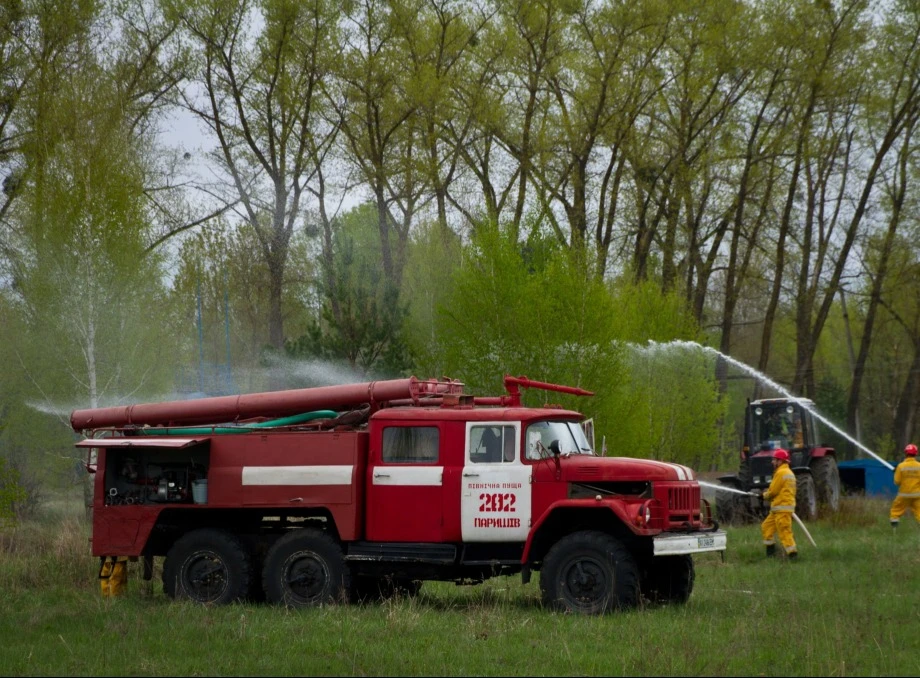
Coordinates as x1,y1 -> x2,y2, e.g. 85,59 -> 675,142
1,493 -> 918,676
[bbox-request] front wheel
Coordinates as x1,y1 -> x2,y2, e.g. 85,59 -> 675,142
262,529 -> 350,608
540,531 -> 639,614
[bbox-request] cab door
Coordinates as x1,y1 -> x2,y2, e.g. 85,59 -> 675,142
366,424 -> 444,542
460,422 -> 532,542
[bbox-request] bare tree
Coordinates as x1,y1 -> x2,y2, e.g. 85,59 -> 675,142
171,0 -> 341,350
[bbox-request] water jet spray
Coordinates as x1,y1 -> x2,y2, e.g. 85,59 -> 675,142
697,481 -> 818,547
635,340 -> 893,471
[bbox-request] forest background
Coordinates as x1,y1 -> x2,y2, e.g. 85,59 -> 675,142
2,0 -> 920,519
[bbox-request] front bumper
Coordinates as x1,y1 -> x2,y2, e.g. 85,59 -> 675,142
653,530 -> 727,556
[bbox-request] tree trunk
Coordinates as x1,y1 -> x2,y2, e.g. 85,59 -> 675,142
894,341 -> 920,452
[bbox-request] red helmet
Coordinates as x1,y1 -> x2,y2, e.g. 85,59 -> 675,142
772,448 -> 790,462
906,444 -> 918,456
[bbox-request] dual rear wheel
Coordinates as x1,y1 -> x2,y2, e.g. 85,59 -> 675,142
163,528 -> 349,607
163,528 -> 418,608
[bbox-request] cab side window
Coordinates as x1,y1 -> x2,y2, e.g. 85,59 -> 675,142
382,427 -> 439,463
470,425 -> 516,464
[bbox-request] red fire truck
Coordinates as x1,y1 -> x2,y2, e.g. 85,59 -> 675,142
71,375 -> 725,614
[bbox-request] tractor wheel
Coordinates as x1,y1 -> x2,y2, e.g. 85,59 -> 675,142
716,485 -> 757,526
715,485 -> 737,525
262,528 -> 351,608
163,529 -> 254,605
642,555 -> 695,605
738,458 -> 752,487
795,473 -> 818,522
811,456 -> 841,515
540,530 -> 639,614
351,575 -> 423,604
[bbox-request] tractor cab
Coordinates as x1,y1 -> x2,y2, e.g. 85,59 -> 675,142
744,398 -> 818,485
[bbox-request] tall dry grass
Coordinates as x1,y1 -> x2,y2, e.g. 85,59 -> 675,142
0,487 -> 94,592
825,495 -> 889,528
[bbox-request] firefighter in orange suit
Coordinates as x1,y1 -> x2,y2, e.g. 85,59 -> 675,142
761,448 -> 798,559
890,443 -> 920,528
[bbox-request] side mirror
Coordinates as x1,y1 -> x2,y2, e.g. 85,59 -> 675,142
549,440 -> 561,456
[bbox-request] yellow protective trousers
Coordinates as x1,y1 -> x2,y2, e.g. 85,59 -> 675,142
889,495 -> 920,524
762,511 -> 797,554
99,556 -> 129,597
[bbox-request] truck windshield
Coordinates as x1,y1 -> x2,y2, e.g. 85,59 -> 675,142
525,420 -> 594,459
751,404 -> 805,450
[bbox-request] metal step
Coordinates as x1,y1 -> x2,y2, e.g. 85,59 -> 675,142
346,542 -> 458,564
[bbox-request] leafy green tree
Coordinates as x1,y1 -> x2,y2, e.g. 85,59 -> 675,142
433,225 -> 617,398
0,0 -> 31,235
843,0 -> 920,441
171,216 -> 318,393
6,53 -> 179,512
606,278 -> 726,469
286,203 -> 410,377
13,65 -> 176,409
860,231 -> 920,452
615,338 -> 727,470
401,217 -> 463,377
427,225 -> 724,468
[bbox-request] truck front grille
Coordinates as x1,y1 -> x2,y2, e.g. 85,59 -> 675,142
664,484 -> 702,529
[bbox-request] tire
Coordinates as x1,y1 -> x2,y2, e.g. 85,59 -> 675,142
795,473 -> 818,522
351,576 -> 423,604
162,529 -> 254,605
540,531 -> 639,614
716,487 -> 757,526
811,456 -> 841,515
642,555 -> 695,605
262,529 -> 350,608
715,485 -> 736,525
738,458 -> 752,488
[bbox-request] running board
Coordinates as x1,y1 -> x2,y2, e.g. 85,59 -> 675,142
346,542 -> 458,564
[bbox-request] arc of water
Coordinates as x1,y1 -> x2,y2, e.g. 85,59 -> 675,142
698,480 -> 751,496
636,340 -> 895,471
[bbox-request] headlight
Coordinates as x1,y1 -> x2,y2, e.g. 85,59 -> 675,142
636,501 -> 654,527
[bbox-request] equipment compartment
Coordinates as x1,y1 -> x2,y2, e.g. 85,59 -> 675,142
103,446 -> 210,506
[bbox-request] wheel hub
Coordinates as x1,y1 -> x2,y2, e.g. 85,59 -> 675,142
563,559 -> 607,605
183,552 -> 229,602
284,551 -> 329,603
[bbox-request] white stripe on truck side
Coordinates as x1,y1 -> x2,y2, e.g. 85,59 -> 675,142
242,465 -> 353,486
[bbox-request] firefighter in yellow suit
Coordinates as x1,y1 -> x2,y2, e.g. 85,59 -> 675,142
761,448 -> 798,559
890,443 -> 920,528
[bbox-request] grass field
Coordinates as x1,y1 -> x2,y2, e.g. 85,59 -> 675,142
1,490 -> 918,676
